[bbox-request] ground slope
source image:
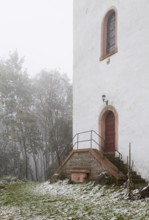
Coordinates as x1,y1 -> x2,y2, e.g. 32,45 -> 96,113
0,181 -> 149,220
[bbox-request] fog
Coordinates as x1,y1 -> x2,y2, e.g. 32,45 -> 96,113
0,0 -> 73,79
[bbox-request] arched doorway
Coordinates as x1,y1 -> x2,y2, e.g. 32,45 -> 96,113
105,111 -> 115,152
99,106 -> 118,153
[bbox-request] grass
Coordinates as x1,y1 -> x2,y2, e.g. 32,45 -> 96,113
0,181 -> 149,220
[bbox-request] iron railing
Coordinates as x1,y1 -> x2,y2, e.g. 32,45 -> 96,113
72,130 -> 123,161
49,130 -> 123,176
72,130 -> 104,150
57,129 -> 123,164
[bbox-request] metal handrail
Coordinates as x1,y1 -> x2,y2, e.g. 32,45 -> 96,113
49,130 -> 123,177
91,130 -> 105,142
72,130 -> 104,150
55,130 -> 123,167
72,130 -> 123,162
72,130 -> 104,141
115,149 -> 123,160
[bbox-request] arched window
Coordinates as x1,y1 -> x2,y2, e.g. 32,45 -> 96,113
100,9 -> 117,60
106,12 -> 115,53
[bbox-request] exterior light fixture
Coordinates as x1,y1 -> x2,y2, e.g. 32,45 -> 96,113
102,94 -> 108,105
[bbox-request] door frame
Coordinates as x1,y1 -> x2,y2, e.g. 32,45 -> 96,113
98,105 -> 118,153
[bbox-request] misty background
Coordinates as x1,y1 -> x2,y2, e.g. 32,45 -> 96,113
0,0 -> 73,181
0,0 -> 73,79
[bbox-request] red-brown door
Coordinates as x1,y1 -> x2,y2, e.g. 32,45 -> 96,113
105,111 -> 115,152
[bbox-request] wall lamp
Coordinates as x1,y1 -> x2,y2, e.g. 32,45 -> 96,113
102,94 -> 108,105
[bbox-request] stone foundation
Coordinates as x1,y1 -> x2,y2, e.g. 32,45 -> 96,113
58,149 -> 106,182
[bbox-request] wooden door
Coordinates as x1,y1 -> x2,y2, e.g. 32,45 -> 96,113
105,111 -> 115,152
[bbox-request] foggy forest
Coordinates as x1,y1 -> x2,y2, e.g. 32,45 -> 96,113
0,51 -> 72,181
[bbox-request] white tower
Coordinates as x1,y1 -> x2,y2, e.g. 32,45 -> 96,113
73,0 -> 149,180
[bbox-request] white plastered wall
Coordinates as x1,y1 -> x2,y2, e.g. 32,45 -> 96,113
73,0 -> 149,180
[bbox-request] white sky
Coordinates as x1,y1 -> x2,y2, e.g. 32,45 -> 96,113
0,0 -> 73,80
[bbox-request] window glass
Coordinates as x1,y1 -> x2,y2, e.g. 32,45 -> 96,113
106,12 -> 115,53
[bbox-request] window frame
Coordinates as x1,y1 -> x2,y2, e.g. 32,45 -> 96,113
100,8 -> 118,61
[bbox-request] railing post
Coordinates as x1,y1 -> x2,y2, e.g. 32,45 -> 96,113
77,133 -> 79,149
127,142 -> 132,199
90,130 -> 92,148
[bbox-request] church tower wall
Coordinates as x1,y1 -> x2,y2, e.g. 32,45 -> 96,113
73,0 -> 149,180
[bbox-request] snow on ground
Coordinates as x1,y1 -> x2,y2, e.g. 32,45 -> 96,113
34,180 -> 149,219
0,180 -> 149,220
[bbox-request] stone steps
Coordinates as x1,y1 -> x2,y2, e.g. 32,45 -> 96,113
92,149 -> 126,181
50,148 -> 147,186
105,154 -> 147,186
54,148 -> 126,183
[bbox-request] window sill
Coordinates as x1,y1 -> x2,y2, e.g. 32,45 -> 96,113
99,47 -> 118,61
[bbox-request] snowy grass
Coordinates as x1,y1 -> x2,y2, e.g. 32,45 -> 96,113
0,181 -> 149,219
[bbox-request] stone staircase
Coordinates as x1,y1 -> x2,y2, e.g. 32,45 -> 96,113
49,145 -> 147,186
53,148 -> 127,183
50,147 -> 147,186
106,154 -> 147,187
48,130 -> 147,186
91,149 -> 126,182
